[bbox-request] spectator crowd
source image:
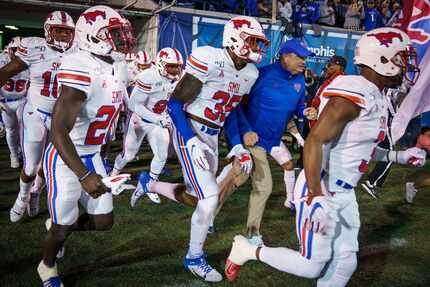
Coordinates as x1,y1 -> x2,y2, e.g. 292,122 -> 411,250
169,0 -> 402,31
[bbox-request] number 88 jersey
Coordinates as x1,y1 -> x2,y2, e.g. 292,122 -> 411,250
16,37 -> 74,114
185,46 -> 259,127
0,52 -> 29,100
57,50 -> 127,155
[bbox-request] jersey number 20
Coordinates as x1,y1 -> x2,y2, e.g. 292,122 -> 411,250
85,105 -> 119,145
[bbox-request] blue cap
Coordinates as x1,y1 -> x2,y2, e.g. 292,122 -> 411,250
279,38 -> 315,58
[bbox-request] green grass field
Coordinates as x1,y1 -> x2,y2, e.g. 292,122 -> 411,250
1,139 -> 430,287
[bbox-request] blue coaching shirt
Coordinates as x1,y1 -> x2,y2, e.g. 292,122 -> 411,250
238,61 -> 306,152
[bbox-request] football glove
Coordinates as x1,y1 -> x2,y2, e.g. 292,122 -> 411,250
158,115 -> 172,129
389,147 -> 426,167
102,174 -> 135,196
226,144 -> 253,175
187,136 -> 215,170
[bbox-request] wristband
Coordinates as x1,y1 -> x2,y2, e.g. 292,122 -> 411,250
78,170 -> 93,182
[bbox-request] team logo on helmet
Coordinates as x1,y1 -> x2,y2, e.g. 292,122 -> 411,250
232,19 -> 252,29
83,10 -> 107,25
158,50 -> 169,58
367,31 -> 403,47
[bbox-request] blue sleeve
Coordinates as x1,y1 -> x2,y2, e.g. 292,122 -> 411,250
295,88 -> 306,118
224,109 -> 242,147
167,98 -> 195,142
236,104 -> 253,135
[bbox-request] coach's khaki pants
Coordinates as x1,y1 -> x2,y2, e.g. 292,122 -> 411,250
216,146 -> 272,236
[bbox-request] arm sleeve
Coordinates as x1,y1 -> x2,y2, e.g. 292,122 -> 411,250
168,98 -> 195,142
185,47 -> 210,84
224,109 -> 243,147
57,56 -> 91,95
236,104 -> 253,135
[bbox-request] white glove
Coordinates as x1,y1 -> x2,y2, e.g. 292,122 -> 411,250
291,131 -> 305,147
226,144 -> 253,175
302,195 -> 336,235
389,147 -> 426,167
158,114 -> 172,129
102,174 -> 134,196
0,122 -> 5,138
187,136 -> 215,170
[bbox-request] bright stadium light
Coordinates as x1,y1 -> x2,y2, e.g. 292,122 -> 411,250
5,25 -> 19,30
0,30 -> 3,34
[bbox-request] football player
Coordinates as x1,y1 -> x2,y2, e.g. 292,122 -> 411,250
0,37 -> 29,168
224,27 -> 425,286
37,5 -> 134,286
0,11 -> 75,222
132,16 -> 268,282
111,47 -> 182,206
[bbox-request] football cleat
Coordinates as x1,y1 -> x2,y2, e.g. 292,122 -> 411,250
247,235 -> 264,247
405,182 -> 418,204
361,180 -> 378,199
130,172 -> 160,207
10,195 -> 29,222
45,219 -> 65,259
37,261 -> 64,287
225,235 -> 258,282
28,191 -> 41,217
183,255 -> 222,282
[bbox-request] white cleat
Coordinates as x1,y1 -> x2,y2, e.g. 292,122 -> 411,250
28,192 -> 41,217
45,219 -> 65,259
183,255 -> 223,282
37,260 -> 64,287
10,156 -> 20,168
225,235 -> 258,282
405,182 -> 418,204
130,172 -> 160,208
10,195 -> 29,222
248,235 -> 264,247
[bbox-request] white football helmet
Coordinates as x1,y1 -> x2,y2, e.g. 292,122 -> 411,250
125,52 -> 136,63
75,5 -> 135,57
222,16 -> 269,64
135,50 -> 152,71
156,47 -> 183,81
44,11 -> 75,52
354,27 -> 420,84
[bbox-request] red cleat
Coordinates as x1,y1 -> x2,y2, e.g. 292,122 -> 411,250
225,259 -> 241,282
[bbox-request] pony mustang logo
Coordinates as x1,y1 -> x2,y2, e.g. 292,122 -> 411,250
83,10 -> 106,25
367,32 -> 403,47
232,19 -> 251,29
159,50 -> 169,58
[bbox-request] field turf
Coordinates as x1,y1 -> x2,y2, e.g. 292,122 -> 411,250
1,139 -> 430,286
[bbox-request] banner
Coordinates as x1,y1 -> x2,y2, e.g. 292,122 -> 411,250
391,0 -> 430,142
158,11 -> 364,75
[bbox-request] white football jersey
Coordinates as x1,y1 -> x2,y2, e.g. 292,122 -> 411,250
16,37 -> 74,113
57,50 -> 128,155
319,75 -> 388,191
0,52 -> 30,100
185,46 -> 258,127
129,66 -> 178,117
